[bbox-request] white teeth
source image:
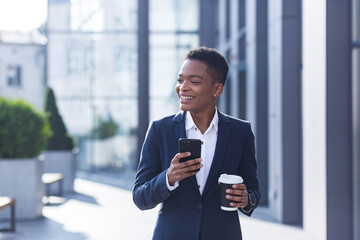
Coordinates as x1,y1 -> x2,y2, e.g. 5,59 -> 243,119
181,96 -> 194,100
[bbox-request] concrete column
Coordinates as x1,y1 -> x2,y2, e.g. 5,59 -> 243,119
352,1 -> 360,239
302,0 -> 327,238
137,0 -> 149,167
268,0 -> 283,222
217,0 -> 228,112
326,0 -> 353,239
199,0 -> 217,48
255,0 -> 269,207
268,0 -> 302,224
230,0 -> 239,117
245,0 -> 257,130
281,0 -> 302,225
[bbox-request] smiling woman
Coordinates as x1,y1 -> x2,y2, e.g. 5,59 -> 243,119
175,59 -> 223,119
0,0 -> 47,31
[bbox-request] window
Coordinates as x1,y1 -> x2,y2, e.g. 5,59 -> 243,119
115,47 -> 136,73
7,65 -> 22,87
67,47 -> 94,74
67,48 -> 82,74
149,0 -> 200,121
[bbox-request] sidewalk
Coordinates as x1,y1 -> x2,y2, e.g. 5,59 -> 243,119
0,171 -> 305,240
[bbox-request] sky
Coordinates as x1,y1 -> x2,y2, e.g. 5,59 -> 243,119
0,0 -> 47,31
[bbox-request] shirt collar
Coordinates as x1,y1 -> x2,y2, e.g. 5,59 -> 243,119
185,109 -> 219,133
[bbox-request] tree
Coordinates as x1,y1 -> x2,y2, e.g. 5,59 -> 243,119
44,88 -> 74,150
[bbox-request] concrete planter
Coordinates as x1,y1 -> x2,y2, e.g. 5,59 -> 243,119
0,158 -> 44,220
43,150 -> 76,194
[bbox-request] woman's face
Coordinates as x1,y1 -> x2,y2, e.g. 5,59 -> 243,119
175,59 -> 222,114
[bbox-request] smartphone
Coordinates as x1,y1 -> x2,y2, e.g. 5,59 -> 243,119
178,138 -> 202,172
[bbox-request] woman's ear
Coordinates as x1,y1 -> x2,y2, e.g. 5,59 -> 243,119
214,83 -> 224,97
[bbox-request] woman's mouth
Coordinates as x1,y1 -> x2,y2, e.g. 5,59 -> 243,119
180,95 -> 194,103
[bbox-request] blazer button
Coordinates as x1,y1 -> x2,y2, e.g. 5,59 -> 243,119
197,204 -> 202,210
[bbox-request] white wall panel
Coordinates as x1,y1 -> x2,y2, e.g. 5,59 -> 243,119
302,0 -> 327,239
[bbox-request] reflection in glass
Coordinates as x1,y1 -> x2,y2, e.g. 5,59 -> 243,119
149,0 -> 200,121
150,0 -> 199,32
49,0 -> 138,172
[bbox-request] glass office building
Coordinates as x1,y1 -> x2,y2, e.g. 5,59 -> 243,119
149,0 -> 199,121
47,0 -> 200,171
213,0 -> 359,239
46,0 -> 359,239
47,0 -> 138,171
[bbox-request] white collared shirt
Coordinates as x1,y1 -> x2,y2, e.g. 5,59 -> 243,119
166,110 -> 219,195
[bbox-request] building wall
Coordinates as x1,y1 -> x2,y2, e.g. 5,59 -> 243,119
325,0 -> 353,239
267,0 -> 283,222
352,2 -> 360,239
214,0 -> 357,238
243,0 -> 255,131
0,43 -> 45,110
302,0 -> 327,239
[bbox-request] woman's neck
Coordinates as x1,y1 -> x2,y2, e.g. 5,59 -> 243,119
190,108 -> 216,134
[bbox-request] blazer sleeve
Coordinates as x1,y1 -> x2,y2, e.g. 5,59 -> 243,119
132,121 -> 175,210
238,123 -> 261,216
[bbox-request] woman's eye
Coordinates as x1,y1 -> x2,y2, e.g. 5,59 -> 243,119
177,79 -> 183,83
191,81 -> 200,84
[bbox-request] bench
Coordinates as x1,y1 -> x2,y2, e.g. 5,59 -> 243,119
42,173 -> 64,197
0,197 -> 15,232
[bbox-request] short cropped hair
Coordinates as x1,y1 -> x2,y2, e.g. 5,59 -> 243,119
185,46 -> 229,85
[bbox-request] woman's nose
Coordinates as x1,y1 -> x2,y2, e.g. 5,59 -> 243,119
179,80 -> 190,91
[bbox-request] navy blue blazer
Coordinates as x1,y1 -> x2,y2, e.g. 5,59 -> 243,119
133,110 -> 260,240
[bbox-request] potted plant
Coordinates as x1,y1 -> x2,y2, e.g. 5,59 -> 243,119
89,117 -> 119,169
0,98 -> 51,220
42,87 -> 76,194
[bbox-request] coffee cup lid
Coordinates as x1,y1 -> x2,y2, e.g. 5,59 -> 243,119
218,174 -> 243,184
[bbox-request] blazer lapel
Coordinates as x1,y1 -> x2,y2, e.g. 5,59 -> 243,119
202,111 -> 231,199
173,111 -> 186,140
173,111 -> 199,192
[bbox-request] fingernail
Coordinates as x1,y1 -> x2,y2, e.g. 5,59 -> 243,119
226,189 -> 231,193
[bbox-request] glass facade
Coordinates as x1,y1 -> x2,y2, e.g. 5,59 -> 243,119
48,0 -> 138,172
149,0 -> 199,121
48,0 -> 201,171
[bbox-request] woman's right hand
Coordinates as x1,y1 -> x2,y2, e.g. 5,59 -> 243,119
166,152 -> 203,186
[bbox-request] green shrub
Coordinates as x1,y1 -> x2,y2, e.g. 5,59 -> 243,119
44,88 -> 74,150
0,98 -> 52,159
92,118 -> 119,140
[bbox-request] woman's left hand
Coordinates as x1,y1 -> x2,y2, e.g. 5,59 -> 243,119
225,184 -> 249,208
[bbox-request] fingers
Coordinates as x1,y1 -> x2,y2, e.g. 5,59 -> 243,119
181,167 -> 200,178
225,184 -> 246,196
168,164 -> 201,183
172,152 -> 191,163
184,161 -> 203,173
232,184 -> 247,190
167,154 -> 203,185
172,153 -> 202,170
181,158 -> 202,169
225,184 -> 249,208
